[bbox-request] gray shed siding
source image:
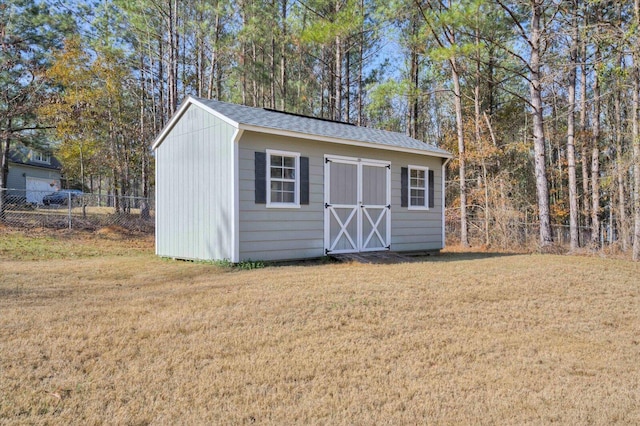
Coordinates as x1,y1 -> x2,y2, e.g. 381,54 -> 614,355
238,131 -> 444,261
155,104 -> 236,261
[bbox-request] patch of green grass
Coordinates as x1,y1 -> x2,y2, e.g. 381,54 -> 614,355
182,258 -> 268,270
0,233 -> 72,260
0,230 -> 152,261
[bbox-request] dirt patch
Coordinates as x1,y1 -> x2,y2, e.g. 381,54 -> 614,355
95,225 -> 133,239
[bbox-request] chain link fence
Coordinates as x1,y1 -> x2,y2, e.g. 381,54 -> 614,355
0,188 -> 154,232
445,208 -> 607,250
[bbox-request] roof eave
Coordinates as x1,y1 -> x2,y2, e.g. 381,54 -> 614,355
238,123 -> 453,158
8,159 -> 62,171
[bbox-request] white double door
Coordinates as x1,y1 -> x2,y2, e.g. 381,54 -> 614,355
324,155 -> 391,254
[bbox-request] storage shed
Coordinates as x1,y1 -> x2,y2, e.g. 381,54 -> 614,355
153,96 -> 452,262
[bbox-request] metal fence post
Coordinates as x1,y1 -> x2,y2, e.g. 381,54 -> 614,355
68,192 -> 72,229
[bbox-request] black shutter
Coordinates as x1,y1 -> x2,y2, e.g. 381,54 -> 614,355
401,167 -> 408,207
255,151 -> 266,204
428,169 -> 435,208
300,156 -> 309,205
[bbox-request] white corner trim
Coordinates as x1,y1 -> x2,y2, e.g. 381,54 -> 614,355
231,128 -> 243,263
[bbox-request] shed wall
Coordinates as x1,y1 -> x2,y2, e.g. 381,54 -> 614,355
155,104 -> 236,260
238,132 -> 444,261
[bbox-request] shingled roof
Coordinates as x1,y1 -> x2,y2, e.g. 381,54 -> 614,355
8,144 -> 62,170
153,96 -> 452,158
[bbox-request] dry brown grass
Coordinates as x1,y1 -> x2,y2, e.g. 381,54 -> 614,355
1,230 -> 639,424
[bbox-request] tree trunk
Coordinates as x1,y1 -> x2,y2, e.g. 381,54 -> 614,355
270,30 -> 276,109
0,121 -> 11,217
614,74 -> 628,251
167,0 -> 178,115
590,44 -> 601,248
207,10 -> 221,99
475,24 -> 489,246
345,43 -> 350,121
633,75 -> 640,260
357,0 -> 364,127
567,0 -> 579,250
633,0 -> 640,261
579,38 -> 589,236
408,46 -> 418,138
529,0 -> 553,247
451,56 -> 468,247
280,0 -> 287,111
335,34 -> 342,121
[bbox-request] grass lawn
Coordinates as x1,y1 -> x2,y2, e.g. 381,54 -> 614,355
1,228 -> 639,424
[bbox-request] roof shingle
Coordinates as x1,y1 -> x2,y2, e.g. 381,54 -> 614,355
196,97 -> 451,157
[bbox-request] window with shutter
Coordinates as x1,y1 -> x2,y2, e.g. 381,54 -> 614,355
255,150 -> 309,207
406,165 -> 430,210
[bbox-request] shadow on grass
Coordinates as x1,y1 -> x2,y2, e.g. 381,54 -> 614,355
419,251 -> 524,263
215,250 -> 527,268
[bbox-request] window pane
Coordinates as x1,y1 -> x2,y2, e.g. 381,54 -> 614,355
283,168 -> 295,179
410,187 -> 425,207
271,167 -> 283,179
271,191 -> 282,203
410,169 -> 424,187
411,196 -> 425,206
282,192 -> 295,203
271,155 -> 283,167
271,181 -> 282,191
283,156 -> 295,168
283,181 -> 295,192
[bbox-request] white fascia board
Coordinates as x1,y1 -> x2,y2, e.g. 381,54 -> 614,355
151,96 -> 240,150
238,124 -> 453,159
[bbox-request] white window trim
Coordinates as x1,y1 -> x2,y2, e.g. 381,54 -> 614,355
408,165 -> 429,210
266,149 -> 301,208
31,150 -> 51,164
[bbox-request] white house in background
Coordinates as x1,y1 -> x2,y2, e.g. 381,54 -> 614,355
7,144 -> 62,204
152,96 -> 452,262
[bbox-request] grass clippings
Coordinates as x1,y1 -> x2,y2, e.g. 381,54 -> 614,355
1,230 -> 639,424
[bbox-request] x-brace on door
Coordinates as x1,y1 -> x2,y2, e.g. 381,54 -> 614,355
324,155 -> 391,254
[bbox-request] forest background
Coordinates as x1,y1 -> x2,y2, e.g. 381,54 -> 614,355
2,0 -> 640,260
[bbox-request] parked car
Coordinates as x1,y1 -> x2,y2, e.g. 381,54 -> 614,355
42,189 -> 83,206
